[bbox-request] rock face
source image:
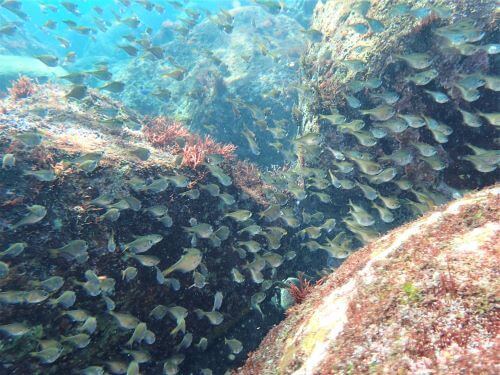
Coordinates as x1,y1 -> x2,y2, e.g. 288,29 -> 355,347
0,83 -> 327,374
289,0 -> 498,253
237,185 -> 499,374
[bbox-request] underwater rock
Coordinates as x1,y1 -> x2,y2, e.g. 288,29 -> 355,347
237,186 -> 499,374
0,83 -> 309,374
291,0 -> 498,251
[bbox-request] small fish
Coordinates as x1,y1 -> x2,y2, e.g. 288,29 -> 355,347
0,242 -> 27,258
126,322 -> 147,346
150,305 -> 168,320
361,105 -> 395,121
349,200 -> 375,227
343,94 -> 362,109
194,309 -> 224,325
294,132 -> 321,146
158,214 -> 173,228
320,113 -> 347,125
394,179 -> 413,190
372,202 -> 394,223
205,164 -> 232,186
397,114 -> 425,128
165,174 -> 190,188
100,81 -> 125,93
0,261 -> 9,279
11,205 -> 47,229
124,234 -> 163,254
411,142 -> 437,157
407,69 -> 438,85
367,167 -> 397,185
118,45 -> 138,56
37,276 -> 64,292
81,366 -> 104,375
30,347 -> 63,364
90,193 -> 114,207
66,84 -> 88,100
224,210 -> 252,222
109,311 -> 139,330
35,54 -> 58,67
180,189 -> 200,200
349,23 -> 369,34
49,291 -> 76,308
366,18 -> 385,33
183,223 -> 213,239
0,23 -> 17,35
424,89 -> 450,103
23,169 -> 57,182
0,322 -> 30,337
122,267 -> 138,282
379,194 -> 401,210
2,153 -> 15,169
99,208 -> 120,222
102,296 -> 115,311
349,157 -> 382,175
371,91 -> 399,105
458,108 -> 482,128
131,254 -> 160,267
76,159 -> 99,173
163,248 -> 202,276
61,333 -> 90,349
196,337 -> 208,351
421,154 -> 447,171
342,59 -> 366,73
355,181 -> 378,200
199,183 -> 220,197
225,338 -> 243,354
212,291 -> 223,311
162,69 -> 186,81
380,149 -> 413,166
231,267 -> 245,283
395,52 -> 432,69
130,147 -> 150,161
64,309 -> 89,322
49,239 -> 88,262
219,192 -> 235,205
477,112 -> 500,127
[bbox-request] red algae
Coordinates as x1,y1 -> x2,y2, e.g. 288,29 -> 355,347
8,76 -> 37,100
143,116 -> 236,169
235,186 -> 500,375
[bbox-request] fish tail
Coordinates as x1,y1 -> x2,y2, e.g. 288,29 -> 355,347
162,267 -> 173,276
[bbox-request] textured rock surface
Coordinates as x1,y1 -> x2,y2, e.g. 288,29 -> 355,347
237,185 -> 499,374
289,0 -> 498,251
118,5 -> 306,163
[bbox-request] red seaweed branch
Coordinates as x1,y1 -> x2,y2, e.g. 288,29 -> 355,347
8,76 -> 36,100
143,116 -> 194,151
181,135 -> 236,169
144,116 -> 236,169
288,274 -> 314,305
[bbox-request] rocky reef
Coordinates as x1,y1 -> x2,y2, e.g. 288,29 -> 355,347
289,0 -> 498,250
0,82 -> 325,374
237,185 -> 499,374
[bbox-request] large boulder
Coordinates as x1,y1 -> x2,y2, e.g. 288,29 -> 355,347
237,185 -> 499,374
288,0 -> 498,249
